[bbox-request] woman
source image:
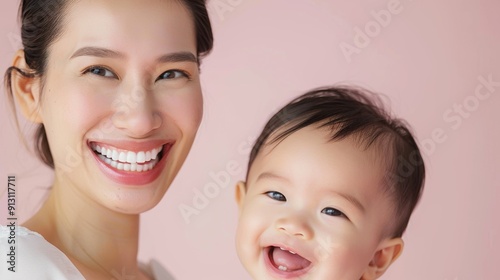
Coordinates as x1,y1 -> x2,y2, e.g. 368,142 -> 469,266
1,0 -> 213,279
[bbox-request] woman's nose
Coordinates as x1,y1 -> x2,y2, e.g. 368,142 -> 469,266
111,85 -> 162,137
275,212 -> 314,240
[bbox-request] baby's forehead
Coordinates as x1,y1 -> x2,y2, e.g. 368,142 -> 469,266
250,126 -> 389,190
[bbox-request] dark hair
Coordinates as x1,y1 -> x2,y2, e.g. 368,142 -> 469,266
247,86 -> 425,237
4,0 -> 214,168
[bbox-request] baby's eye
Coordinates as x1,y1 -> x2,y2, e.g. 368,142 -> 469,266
156,69 -> 190,81
321,207 -> 348,219
83,66 -> 117,78
265,191 -> 286,202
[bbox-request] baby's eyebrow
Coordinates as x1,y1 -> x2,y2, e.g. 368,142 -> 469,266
330,191 -> 366,214
256,172 -> 290,183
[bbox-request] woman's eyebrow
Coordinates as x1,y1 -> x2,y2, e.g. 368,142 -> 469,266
70,46 -> 197,64
70,47 -> 124,59
157,52 -> 198,64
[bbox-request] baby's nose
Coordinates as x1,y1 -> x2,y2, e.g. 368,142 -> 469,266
275,214 -> 314,240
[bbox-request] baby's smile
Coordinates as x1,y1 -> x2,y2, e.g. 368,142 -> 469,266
265,246 -> 312,277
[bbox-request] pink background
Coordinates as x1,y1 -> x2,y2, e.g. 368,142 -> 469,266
1,0 -> 499,279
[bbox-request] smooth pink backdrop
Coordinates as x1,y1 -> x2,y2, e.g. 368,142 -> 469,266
1,0 -> 499,279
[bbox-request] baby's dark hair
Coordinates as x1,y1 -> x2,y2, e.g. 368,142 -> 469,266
247,86 -> 425,237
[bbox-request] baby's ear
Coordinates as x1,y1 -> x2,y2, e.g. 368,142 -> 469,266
361,238 -> 404,280
11,50 -> 43,123
235,181 -> 247,212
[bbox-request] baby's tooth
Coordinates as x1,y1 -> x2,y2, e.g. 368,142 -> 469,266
112,150 -> 119,160
126,151 -> 136,163
137,152 -> 146,163
278,265 -> 287,271
145,151 -> 152,162
280,247 -> 285,251
119,152 -> 126,162
289,251 -> 296,254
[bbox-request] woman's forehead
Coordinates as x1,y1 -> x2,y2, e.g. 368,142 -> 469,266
54,0 -> 196,57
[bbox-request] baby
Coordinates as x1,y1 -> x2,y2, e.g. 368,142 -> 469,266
235,86 -> 425,279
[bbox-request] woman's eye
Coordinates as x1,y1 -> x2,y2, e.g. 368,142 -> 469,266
157,70 -> 189,81
83,66 -> 117,78
321,207 -> 347,218
265,191 -> 286,202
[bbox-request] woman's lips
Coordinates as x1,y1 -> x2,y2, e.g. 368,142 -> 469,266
89,140 -> 174,186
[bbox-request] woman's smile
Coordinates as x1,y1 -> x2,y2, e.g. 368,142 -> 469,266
89,140 -> 175,186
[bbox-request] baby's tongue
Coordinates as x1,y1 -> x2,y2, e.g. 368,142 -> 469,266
272,247 -> 311,271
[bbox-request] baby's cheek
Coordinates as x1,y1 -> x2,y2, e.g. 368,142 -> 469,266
315,243 -> 371,279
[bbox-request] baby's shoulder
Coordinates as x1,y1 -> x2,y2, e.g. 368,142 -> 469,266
0,225 -> 85,279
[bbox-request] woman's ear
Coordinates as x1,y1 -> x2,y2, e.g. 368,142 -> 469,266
11,49 -> 43,123
235,181 -> 247,213
361,238 -> 404,280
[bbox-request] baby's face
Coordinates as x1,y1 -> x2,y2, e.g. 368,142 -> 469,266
236,126 -> 399,279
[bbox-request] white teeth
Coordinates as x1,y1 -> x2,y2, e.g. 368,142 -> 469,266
137,151 -> 146,163
118,152 -> 126,162
278,265 -> 288,271
126,151 -> 136,163
279,247 -> 296,254
92,143 -> 163,172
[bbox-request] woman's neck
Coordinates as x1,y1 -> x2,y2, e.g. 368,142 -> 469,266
23,179 -> 148,279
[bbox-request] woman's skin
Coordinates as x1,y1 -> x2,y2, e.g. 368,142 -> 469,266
13,1 -> 202,279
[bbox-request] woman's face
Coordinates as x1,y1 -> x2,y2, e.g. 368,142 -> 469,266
38,0 -> 201,213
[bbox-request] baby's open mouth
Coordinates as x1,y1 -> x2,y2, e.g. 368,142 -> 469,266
267,246 -> 312,274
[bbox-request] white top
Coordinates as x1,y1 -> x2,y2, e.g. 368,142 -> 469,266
0,225 -> 175,280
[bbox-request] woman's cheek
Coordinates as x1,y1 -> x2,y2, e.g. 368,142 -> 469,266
163,85 -> 203,134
